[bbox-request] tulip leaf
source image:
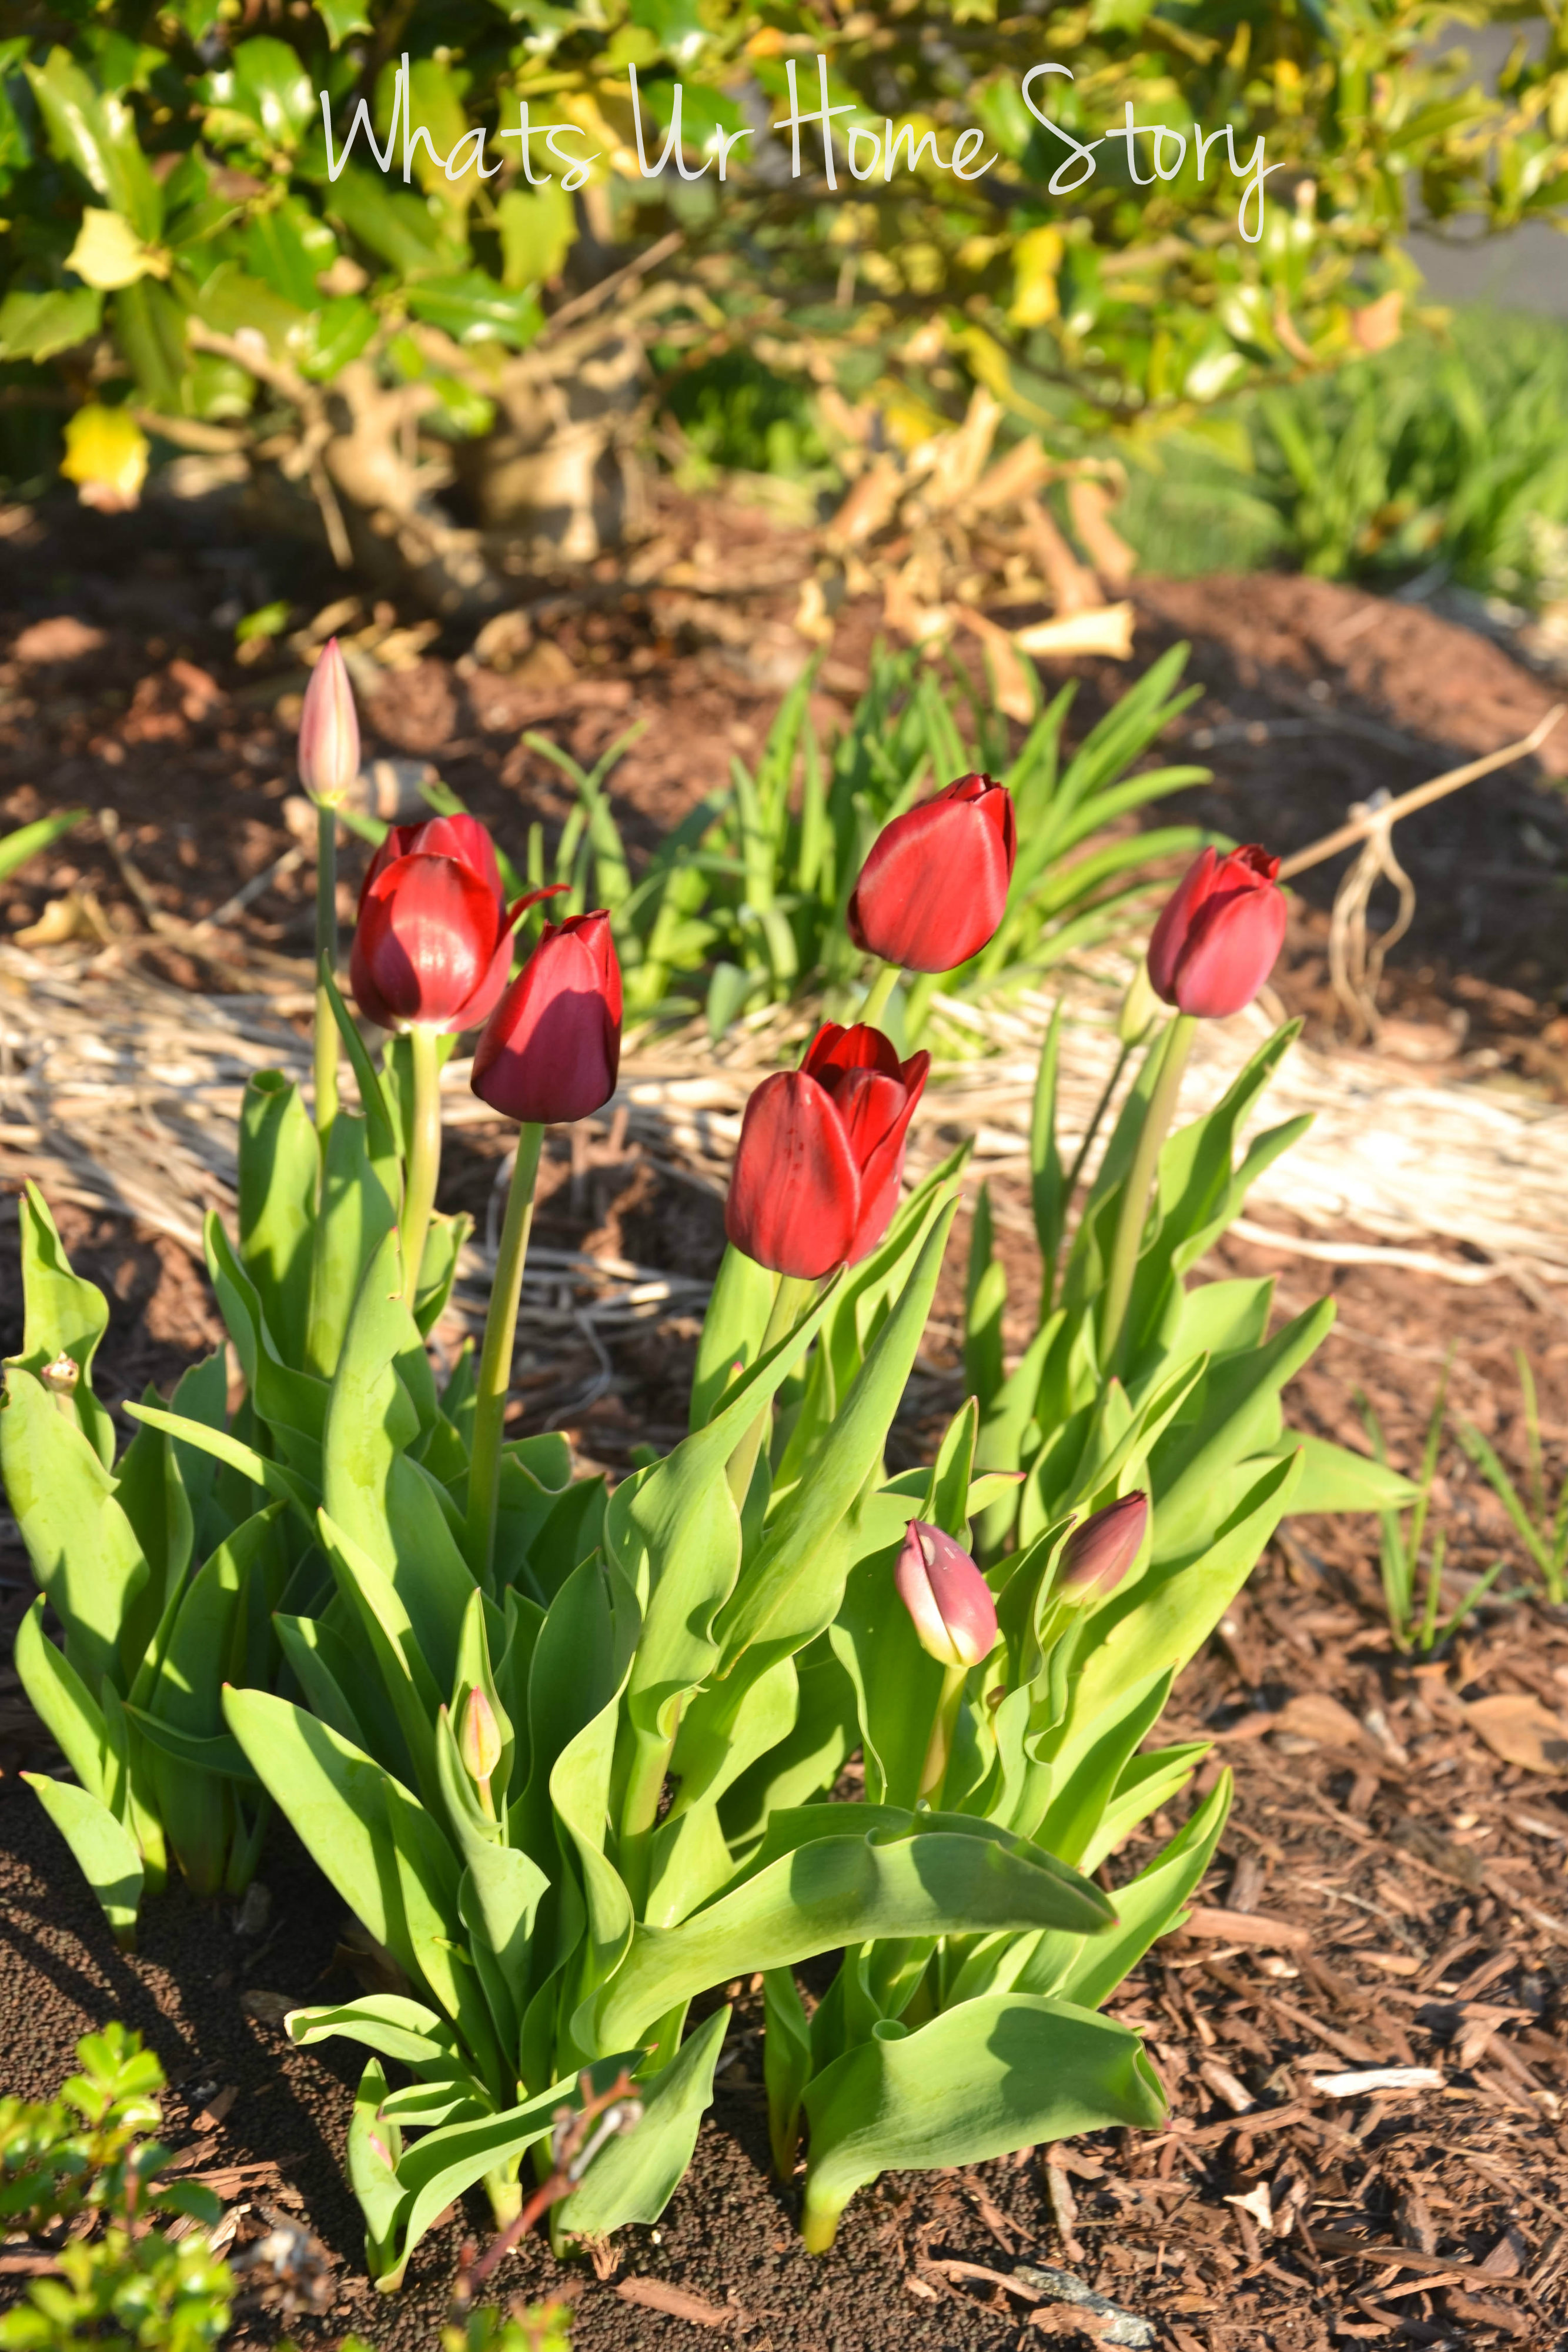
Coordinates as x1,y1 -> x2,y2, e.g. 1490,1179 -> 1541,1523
123,1709 -> 259,1784
14,1595 -> 109,1801
830,1545 -> 945,1810
1251,1429 -> 1420,1515
322,1228 -> 476,1692
317,1509 -> 443,1808
9,1180 -> 115,1466
125,1401 -> 314,1525
347,2058 -> 404,2284
559,2005 -> 730,2237
762,1965 -> 812,2179
798,1994 -> 1164,2250
689,1242 -> 777,1431
1019,1772 -> 1231,2007
380,2068 -> 630,2290
594,1818 -> 1112,2051
287,1993 -> 460,2071
1051,1449 -> 1301,1793
238,1072 -> 319,1371
714,1194 -> 960,1679
22,1772 -> 144,1948
307,1107 -> 399,1379
1031,1671 -> 1174,1867
223,1687 -> 421,1987
1148,1305 -> 1330,1561
1,1365 -> 150,1693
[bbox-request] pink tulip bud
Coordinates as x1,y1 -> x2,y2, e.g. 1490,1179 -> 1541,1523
1059,1492 -> 1148,1601
457,1686 -> 502,1792
894,1519 -> 998,1669
297,637 -> 360,807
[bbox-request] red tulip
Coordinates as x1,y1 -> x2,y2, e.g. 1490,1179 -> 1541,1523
351,814 -> 516,1034
847,774 -> 1017,973
724,1022 -> 929,1280
1059,1491 -> 1148,1600
297,637 -> 360,807
471,910 -> 621,1124
895,1520 -> 998,1669
1147,844 -> 1286,1020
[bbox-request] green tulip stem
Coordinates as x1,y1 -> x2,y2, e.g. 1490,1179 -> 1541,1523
1098,1011 -> 1197,1375
399,1021 -> 445,1311
917,1661 -> 968,1803
858,961 -> 900,1031
724,1272 -> 814,1509
312,799 -> 339,1142
467,1121 -> 545,1583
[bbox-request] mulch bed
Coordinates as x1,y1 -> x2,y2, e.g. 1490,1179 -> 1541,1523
5,489 -> 1568,2350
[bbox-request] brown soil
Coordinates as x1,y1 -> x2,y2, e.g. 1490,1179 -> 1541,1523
5,494 -> 1568,2349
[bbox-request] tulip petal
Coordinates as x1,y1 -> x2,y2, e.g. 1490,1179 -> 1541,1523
724,1071 -> 861,1280
1171,878 -> 1287,1020
848,784 -> 1016,973
840,1051 -> 929,1262
471,920 -> 622,1124
351,853 -> 502,1031
804,1021 -> 905,1084
1146,846 -> 1216,1004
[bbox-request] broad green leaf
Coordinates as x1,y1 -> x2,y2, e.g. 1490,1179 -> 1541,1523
0,286 -> 102,360
1255,1431 -> 1420,1514
125,1401 -> 313,1525
9,1181 -> 113,1465
318,1509 -> 443,1806
123,1710 -> 258,1783
347,2057 -> 404,2283
762,1966 -> 811,2178
405,271 -> 541,349
559,2005 -> 729,2236
306,1108 -> 399,1379
287,1993 -> 459,2071
1,1367 -> 149,1692
595,1817 -> 1112,2050
224,1688 -> 419,1986
322,1229 -> 476,1690
714,1197 -> 959,1676
14,1595 -> 108,1800
1052,1450 -> 1302,1792
23,1772 -> 143,1947
1021,1772 -> 1232,2007
238,1071 -> 319,1370
799,1994 -> 1164,2250
25,48 -> 163,240
689,1242 -> 776,1430
1149,1304 -> 1332,1558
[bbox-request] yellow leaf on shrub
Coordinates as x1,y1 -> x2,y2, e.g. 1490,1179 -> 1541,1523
66,209 -> 168,292
1009,225 -> 1063,328
59,405 -> 149,513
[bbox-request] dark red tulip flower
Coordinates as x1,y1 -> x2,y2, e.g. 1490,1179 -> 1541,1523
724,1022 -> 930,1280
1059,1491 -> 1148,1601
848,773 -> 1017,973
1146,844 -> 1286,1020
352,814 -> 516,1034
895,1520 -> 998,1669
471,909 -> 622,1125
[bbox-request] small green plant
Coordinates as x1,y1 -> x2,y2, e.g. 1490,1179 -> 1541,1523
502,643 -> 1212,1043
1358,1369 -> 1507,1653
0,2023 -> 234,2352
0,812 -> 85,893
1455,1352 -> 1568,1605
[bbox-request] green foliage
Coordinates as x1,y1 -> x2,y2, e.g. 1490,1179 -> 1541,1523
1455,1352 -> 1568,1605
1358,1367 -> 1509,1653
1,4 -> 1563,527
485,642 -> 1212,1040
0,2024 -> 234,2352
0,811 -> 86,891
1119,309 -> 1568,609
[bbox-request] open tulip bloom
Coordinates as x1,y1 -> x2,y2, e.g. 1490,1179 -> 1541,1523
2,751 -> 1421,2288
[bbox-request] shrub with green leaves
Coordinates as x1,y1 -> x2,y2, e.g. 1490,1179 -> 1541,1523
0,2023 -> 233,2352
1,5 -> 1563,591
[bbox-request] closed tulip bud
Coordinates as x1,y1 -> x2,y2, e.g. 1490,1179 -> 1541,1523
895,1519 -> 998,1669
724,1022 -> 929,1280
297,637 -> 360,808
351,814 -> 516,1034
1147,845 -> 1286,1020
848,773 -> 1017,973
1060,1491 -> 1148,1601
471,908 -> 621,1125
457,1686 -> 502,1795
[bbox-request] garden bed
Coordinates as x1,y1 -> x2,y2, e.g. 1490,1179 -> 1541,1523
5,491 -> 1568,2350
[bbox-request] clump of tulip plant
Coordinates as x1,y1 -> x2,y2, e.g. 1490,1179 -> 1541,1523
2,653 -> 1405,2282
